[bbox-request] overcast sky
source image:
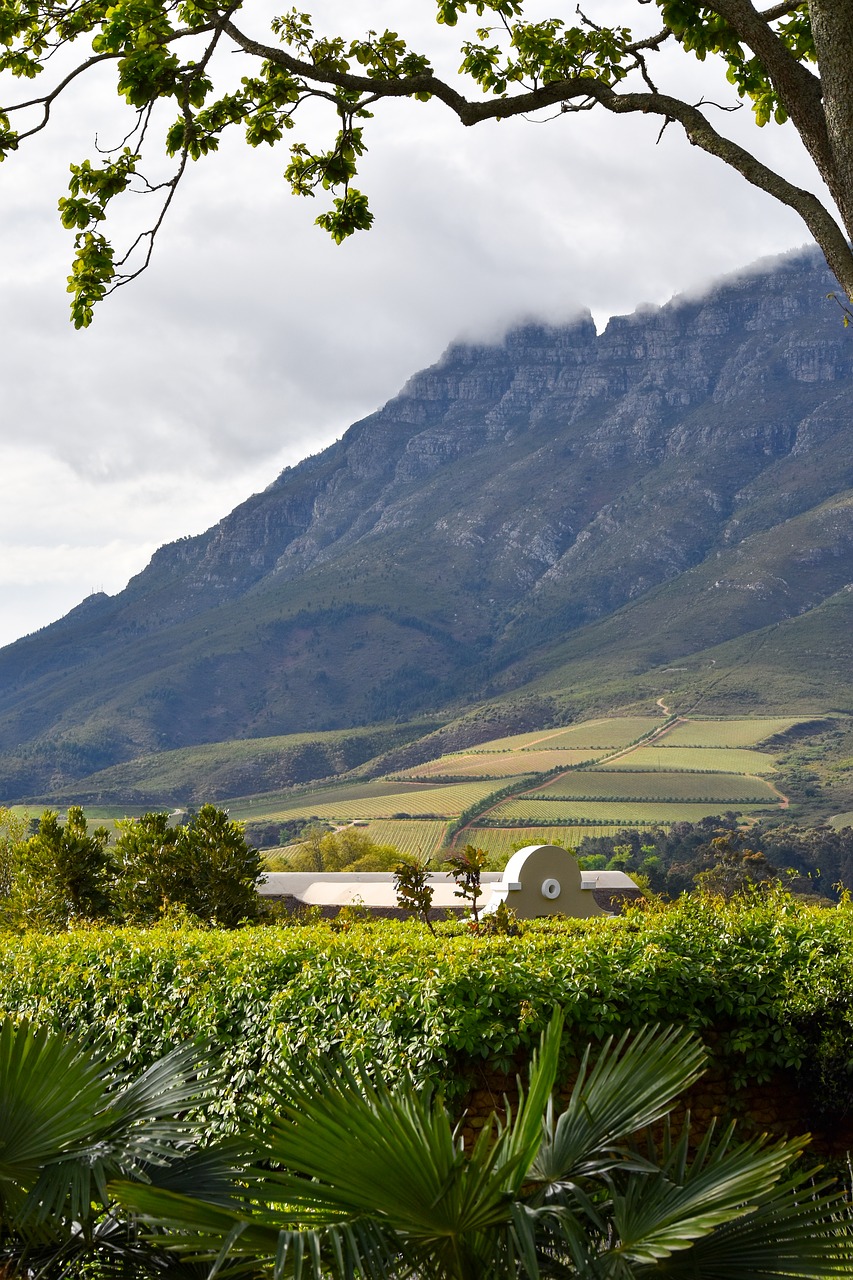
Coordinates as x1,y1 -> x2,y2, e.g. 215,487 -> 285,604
0,0 -> 830,648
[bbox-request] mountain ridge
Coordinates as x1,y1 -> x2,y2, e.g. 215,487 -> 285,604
2,246 -> 852,801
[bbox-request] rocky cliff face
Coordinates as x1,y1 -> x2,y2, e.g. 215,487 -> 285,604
1,248 -> 851,795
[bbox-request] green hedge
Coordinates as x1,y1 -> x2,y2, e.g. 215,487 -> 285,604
2,895 -> 853,1132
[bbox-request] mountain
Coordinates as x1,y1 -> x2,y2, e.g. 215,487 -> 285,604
2,247 -> 853,800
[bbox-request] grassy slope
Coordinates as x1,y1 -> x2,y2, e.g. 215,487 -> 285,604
43,721 -> 440,807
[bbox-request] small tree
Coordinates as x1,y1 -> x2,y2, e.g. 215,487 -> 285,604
112,811 -> 192,923
292,827 -> 401,872
694,834 -> 781,900
113,805 -> 261,927
12,807 -> 113,928
393,860 -> 436,935
295,823 -> 327,873
175,805 -> 262,927
444,844 -> 489,930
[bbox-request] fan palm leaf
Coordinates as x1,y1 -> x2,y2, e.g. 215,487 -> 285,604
0,1015 -> 243,1277
115,1014 -> 853,1280
639,1170 -> 853,1279
527,1024 -> 706,1193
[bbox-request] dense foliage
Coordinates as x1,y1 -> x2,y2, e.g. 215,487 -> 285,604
0,1016 -> 238,1280
5,1014 -> 852,1280
117,1013 -> 853,1280
0,804 -> 262,928
2,895 -> 853,1135
574,816 -> 853,900
287,826 -> 402,872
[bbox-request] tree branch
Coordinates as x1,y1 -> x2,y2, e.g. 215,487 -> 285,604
698,0 -> 831,178
222,19 -> 476,119
5,51 -> 120,139
758,0 -> 801,18
808,0 -> 853,236
595,81 -> 853,300
221,17 -> 853,298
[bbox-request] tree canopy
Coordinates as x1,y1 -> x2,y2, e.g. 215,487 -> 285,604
1,0 -> 852,326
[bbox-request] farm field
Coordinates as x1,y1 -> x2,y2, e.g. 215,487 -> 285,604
459,824 -> 652,858
489,798 -> 774,824
602,747 -> 779,774
522,718 -> 664,750
245,779 -> 521,822
228,779 -> 447,821
661,718 -> 807,748
355,819 -> 450,857
471,718 -> 662,752
393,749 -> 602,779
6,805 -> 150,836
531,770 -> 780,803
265,818 -> 452,864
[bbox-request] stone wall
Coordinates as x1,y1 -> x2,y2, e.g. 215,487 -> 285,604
459,1045 -> 853,1159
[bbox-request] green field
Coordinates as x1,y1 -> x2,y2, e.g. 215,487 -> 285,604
490,798 -> 774,824
471,718 -> 662,752
228,779 -> 444,821
531,770 -> 779,803
356,819 -> 450,857
522,718 -> 664,750
393,749 -> 603,779
5,804 -> 151,835
458,824 -> 654,859
44,722 -> 434,807
601,746 -> 779,774
661,718 -> 806,748
243,779 -> 520,822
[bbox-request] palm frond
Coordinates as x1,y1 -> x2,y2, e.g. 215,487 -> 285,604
607,1123 -> 809,1265
642,1171 -> 853,1278
528,1025 -> 706,1189
497,1007 -> 563,1191
0,1017 -> 109,1186
113,1182 -> 398,1280
22,1037 -> 228,1229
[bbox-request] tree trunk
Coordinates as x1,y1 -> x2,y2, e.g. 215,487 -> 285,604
809,0 -> 853,242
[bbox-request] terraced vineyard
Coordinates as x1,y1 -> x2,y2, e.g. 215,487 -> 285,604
229,713 -> 793,867
521,718 -> 664,750
661,717 -> 806,748
229,779 -> 441,822
602,747 -> 780,774
356,819 -> 450,857
490,799 -> 772,824
461,824 -> 654,858
393,749 -> 601,779
531,770 -> 779,803
246,779 -> 522,822
470,718 -> 661,752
